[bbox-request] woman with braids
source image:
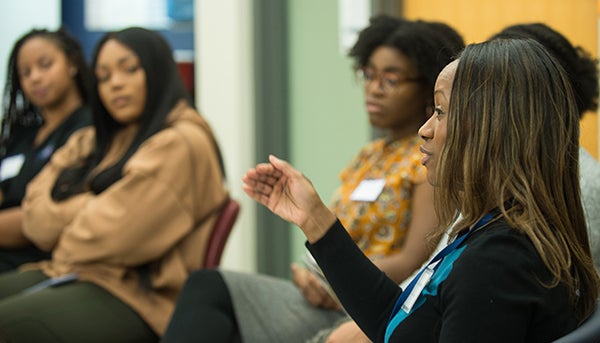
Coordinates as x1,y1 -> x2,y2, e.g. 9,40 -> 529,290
492,23 -> 600,274
0,28 -> 92,271
243,38 -> 600,342
0,27 -> 227,342
162,16 -> 463,343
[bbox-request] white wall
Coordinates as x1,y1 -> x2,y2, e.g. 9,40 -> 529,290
0,1 -> 61,104
195,0 -> 257,272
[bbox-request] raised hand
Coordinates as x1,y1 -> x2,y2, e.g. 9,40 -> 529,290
242,155 -> 336,243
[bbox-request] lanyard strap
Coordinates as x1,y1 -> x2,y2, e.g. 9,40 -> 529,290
384,210 -> 498,343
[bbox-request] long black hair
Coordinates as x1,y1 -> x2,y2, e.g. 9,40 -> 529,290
51,27 -> 191,200
0,27 -> 90,159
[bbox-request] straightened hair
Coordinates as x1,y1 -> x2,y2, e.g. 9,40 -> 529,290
51,27 -> 191,200
436,38 -> 599,322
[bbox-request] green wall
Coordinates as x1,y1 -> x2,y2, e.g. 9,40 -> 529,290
288,0 -> 370,260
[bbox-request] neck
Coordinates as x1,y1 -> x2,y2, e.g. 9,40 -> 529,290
34,90 -> 83,147
40,92 -> 83,132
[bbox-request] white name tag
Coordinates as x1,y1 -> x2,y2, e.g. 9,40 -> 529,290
0,154 -> 25,181
349,178 -> 385,202
401,263 -> 436,313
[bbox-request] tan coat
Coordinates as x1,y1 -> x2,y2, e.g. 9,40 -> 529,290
21,101 -> 228,335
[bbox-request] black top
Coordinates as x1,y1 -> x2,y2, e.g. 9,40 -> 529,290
307,218 -> 577,343
0,106 -> 92,209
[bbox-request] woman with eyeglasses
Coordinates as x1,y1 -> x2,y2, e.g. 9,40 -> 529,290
162,16 -> 464,343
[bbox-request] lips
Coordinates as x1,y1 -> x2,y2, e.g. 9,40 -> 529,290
366,102 -> 383,113
419,145 -> 432,166
31,87 -> 49,99
110,96 -> 130,108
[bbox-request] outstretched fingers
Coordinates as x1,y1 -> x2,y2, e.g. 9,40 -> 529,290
242,161 -> 286,208
243,155 -> 329,230
242,182 -> 271,206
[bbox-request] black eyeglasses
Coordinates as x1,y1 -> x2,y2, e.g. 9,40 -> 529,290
356,67 -> 423,93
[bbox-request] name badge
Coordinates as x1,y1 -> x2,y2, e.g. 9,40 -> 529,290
401,263 -> 436,313
0,154 -> 25,181
349,178 -> 385,202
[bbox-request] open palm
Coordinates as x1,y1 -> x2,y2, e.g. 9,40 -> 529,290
242,155 -> 335,242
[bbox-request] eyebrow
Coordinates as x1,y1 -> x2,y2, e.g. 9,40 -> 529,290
96,54 -> 138,69
434,90 -> 449,102
365,63 -> 410,74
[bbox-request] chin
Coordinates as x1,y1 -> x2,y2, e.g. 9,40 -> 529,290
112,113 -> 140,125
368,116 -> 385,128
109,106 -> 141,122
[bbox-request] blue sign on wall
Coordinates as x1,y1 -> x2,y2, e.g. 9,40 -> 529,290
167,0 -> 194,21
62,0 -> 194,61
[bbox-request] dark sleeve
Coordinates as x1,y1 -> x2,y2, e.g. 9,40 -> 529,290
0,106 -> 91,209
306,219 -> 402,341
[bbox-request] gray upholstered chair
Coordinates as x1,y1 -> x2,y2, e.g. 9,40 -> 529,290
553,301 -> 600,343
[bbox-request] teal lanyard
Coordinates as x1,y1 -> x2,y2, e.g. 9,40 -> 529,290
384,211 -> 498,343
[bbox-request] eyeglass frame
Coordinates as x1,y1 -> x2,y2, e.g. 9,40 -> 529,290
356,67 -> 424,93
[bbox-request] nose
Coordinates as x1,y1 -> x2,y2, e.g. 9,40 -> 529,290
27,67 -> 43,83
107,72 -> 125,89
365,78 -> 384,96
418,115 -> 434,141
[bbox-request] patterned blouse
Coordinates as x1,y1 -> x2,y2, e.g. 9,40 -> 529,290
329,135 -> 427,259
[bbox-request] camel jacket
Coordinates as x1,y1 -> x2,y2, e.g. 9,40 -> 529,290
21,101 -> 228,334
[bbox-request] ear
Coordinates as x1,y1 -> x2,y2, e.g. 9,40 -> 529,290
69,67 -> 77,77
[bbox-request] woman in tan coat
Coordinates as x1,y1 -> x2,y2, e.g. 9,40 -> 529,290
0,27 -> 227,342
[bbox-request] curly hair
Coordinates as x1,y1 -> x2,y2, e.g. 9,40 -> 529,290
348,15 -> 464,96
491,23 -> 599,117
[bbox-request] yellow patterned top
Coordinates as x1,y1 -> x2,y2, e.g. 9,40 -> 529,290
329,135 -> 427,259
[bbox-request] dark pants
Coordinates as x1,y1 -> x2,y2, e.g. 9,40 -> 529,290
162,269 -> 241,343
0,247 -> 51,272
0,270 -> 157,343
